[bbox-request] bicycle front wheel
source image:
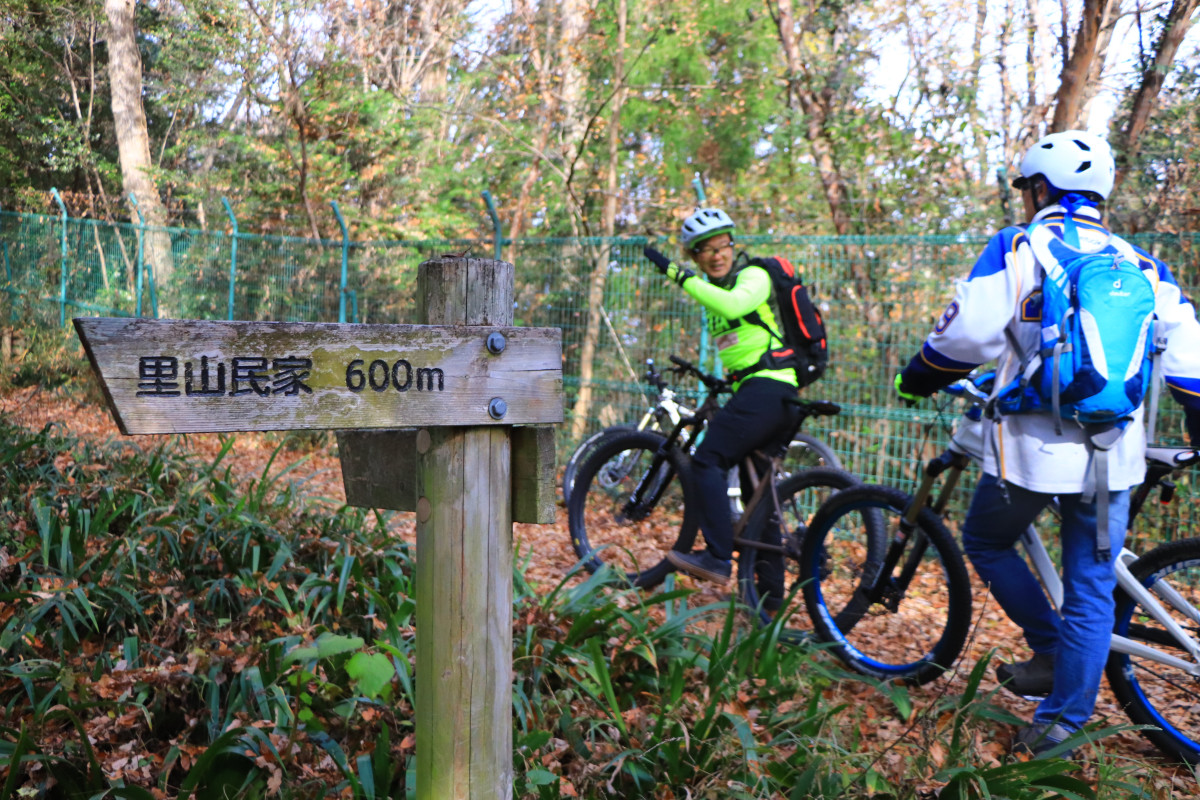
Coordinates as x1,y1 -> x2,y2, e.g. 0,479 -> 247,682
1106,538 -> 1200,764
800,484 -> 973,685
567,430 -> 698,587
781,432 -> 843,474
561,424 -> 636,504
738,467 -> 870,635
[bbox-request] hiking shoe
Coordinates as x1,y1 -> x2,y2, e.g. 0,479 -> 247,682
667,550 -> 732,584
996,652 -> 1055,698
1011,722 -> 1076,759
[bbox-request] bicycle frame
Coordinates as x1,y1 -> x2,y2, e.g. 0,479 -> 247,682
728,398 -> 844,557
623,369 -> 725,519
1022,532 -> 1200,673
729,452 -> 787,556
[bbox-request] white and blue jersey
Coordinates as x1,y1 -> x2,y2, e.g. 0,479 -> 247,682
900,204 -> 1200,494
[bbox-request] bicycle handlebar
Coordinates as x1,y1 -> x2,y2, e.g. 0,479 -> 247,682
668,354 -> 730,393
943,378 -> 991,405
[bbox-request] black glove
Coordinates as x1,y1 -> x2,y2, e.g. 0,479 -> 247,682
643,245 -> 694,287
643,245 -> 672,274
894,374 -> 921,407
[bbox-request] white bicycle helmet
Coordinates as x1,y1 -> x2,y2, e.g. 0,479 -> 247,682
680,207 -> 736,249
1014,130 -> 1115,200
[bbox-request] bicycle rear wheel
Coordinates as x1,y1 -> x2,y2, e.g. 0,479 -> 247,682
800,484 -> 973,685
567,430 -> 698,587
562,424 -> 636,504
781,432 -> 843,473
1106,538 -> 1200,764
737,467 -> 869,636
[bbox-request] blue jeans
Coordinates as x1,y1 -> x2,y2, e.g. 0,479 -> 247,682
961,473 -> 1129,732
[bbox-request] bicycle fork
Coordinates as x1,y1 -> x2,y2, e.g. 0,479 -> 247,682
855,452 -> 972,617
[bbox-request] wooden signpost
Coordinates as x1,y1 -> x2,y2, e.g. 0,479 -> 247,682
75,256 -> 562,799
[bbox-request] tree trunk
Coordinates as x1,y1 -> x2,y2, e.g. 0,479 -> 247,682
767,0 -> 852,235
1051,0 -> 1117,131
969,0 -> 989,183
998,0 -> 1016,171
413,0 -> 454,210
1076,0 -> 1119,124
510,0 -> 557,241
568,0 -> 626,444
1112,0 -> 1200,194
559,0 -> 589,169
104,0 -> 173,313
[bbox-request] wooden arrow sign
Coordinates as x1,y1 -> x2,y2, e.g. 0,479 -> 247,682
75,317 -> 563,434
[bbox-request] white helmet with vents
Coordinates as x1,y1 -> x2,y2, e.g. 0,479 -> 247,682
1015,130 -> 1115,200
680,207 -> 736,249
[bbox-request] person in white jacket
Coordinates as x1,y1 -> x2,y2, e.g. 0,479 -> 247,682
895,130 -> 1200,757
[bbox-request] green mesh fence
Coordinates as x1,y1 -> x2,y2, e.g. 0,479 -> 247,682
3,207 -> 1199,544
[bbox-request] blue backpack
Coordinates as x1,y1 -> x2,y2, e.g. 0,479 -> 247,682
995,221 -> 1157,434
993,220 -> 1157,561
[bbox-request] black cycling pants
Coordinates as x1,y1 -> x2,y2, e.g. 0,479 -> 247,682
690,377 -> 801,569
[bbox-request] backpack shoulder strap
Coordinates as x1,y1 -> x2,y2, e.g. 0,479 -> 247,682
1026,220 -> 1069,291
737,257 -> 785,343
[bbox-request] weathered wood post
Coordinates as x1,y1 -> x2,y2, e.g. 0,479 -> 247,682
416,256 -> 516,797
74,255 -> 561,800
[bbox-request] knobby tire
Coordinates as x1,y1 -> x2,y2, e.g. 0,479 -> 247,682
800,483 -> 973,686
567,430 -> 698,588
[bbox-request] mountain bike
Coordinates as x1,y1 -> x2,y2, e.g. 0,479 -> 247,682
560,358 -> 841,504
567,355 -> 867,593
800,380 -> 1200,763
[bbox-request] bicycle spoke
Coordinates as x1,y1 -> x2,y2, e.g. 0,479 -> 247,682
738,467 -> 863,637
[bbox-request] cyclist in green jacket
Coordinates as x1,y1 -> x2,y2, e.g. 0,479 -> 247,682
643,208 -> 803,593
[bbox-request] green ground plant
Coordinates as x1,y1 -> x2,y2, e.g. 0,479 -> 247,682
0,416 -> 1191,798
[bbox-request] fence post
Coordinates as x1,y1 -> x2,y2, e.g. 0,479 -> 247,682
50,188 -> 68,326
690,175 -> 714,371
222,197 -> 238,321
1,202 -> 11,324
415,255 -> 515,798
129,194 -> 157,319
481,189 -> 503,261
331,200 -> 350,323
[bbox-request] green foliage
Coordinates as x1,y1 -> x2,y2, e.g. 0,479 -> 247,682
0,419 -> 419,795
1,0 -> 1111,239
